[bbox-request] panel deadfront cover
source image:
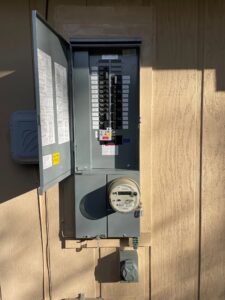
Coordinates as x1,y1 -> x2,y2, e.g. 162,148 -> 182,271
32,11 -> 72,193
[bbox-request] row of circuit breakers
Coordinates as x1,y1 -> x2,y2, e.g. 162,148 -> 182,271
10,12 -> 141,283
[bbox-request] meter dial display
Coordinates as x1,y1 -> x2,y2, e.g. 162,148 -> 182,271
108,177 -> 140,213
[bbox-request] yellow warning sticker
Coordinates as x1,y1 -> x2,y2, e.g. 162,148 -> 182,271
52,152 -> 60,165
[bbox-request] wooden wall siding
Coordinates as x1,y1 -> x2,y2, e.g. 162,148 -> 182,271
1,0 -> 225,300
0,190 -> 43,300
200,0 -> 225,299
0,1 -> 45,299
151,1 -> 201,299
0,0 -> 39,203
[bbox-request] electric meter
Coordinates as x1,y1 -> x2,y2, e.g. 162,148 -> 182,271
108,177 -> 140,213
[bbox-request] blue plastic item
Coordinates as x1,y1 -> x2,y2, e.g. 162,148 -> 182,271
10,110 -> 38,164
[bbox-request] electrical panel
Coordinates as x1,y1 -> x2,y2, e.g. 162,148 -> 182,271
13,12 -> 141,241
73,44 -> 140,239
73,48 -> 139,171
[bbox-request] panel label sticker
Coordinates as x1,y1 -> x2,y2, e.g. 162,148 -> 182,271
99,129 -> 112,141
102,144 -> 118,156
42,154 -> 52,170
54,62 -> 70,144
37,49 -> 55,146
52,152 -> 60,165
102,55 -> 119,60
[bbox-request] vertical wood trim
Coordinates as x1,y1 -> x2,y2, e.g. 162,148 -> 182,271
200,0 -> 225,299
94,248 -> 101,298
144,247 -> 150,300
37,192 -> 51,300
140,53 -> 153,234
197,0 -> 205,298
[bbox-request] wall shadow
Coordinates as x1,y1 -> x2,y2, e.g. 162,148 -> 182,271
59,175 -> 75,240
0,1 -> 39,203
95,250 -> 120,283
79,186 -> 112,220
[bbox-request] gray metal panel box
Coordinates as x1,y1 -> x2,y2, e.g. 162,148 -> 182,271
120,250 -> 138,282
72,42 -> 140,239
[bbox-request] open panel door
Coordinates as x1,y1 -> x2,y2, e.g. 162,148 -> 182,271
32,11 -> 73,193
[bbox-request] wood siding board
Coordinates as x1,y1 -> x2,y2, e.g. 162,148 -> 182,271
200,0 -> 225,299
0,190 -> 43,300
0,0 -> 38,203
151,0 -> 201,299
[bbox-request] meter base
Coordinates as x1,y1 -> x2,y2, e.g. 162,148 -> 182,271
74,171 -> 140,239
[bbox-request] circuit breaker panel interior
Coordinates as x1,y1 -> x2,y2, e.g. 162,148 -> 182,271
73,46 -> 139,172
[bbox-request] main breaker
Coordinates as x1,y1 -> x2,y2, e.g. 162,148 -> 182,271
11,12 -> 141,241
